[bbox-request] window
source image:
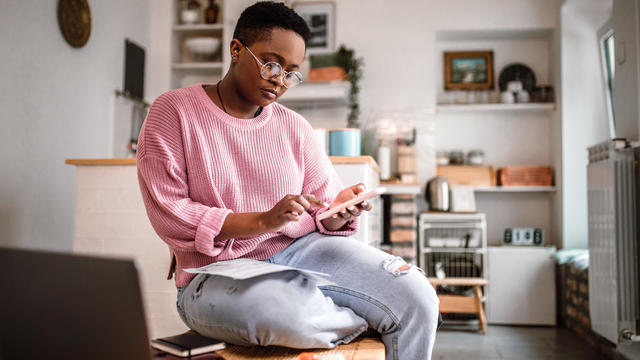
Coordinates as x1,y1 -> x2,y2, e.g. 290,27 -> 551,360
598,21 -> 616,138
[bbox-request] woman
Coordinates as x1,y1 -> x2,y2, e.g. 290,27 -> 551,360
137,2 -> 439,359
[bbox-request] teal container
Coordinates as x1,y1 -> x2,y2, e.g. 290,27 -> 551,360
329,128 -> 361,156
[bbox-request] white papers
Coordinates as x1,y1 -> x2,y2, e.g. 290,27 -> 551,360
185,258 -> 335,286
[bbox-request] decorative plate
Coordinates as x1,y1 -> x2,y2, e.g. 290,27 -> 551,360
57,0 -> 92,48
498,63 -> 536,92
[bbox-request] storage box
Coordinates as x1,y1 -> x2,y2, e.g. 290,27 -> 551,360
308,66 -> 345,82
498,166 -> 553,186
436,165 -> 496,187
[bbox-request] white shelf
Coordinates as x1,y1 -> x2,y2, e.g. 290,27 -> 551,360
473,186 -> 556,193
436,103 -> 556,112
277,81 -> 349,107
380,183 -> 422,195
171,62 -> 224,70
172,24 -> 224,31
436,28 -> 554,42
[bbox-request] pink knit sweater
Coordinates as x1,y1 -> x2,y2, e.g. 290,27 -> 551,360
137,84 -> 358,287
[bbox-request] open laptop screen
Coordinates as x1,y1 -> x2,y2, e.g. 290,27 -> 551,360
0,248 -> 151,360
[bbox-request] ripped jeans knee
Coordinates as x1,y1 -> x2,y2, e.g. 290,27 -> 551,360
381,256 -> 425,277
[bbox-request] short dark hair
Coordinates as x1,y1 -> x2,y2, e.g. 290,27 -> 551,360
233,1 -> 310,47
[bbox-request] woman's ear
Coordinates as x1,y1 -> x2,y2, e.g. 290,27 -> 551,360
230,39 -> 242,63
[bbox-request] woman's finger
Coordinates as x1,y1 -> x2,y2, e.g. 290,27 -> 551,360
303,194 -> 328,208
288,201 -> 306,215
350,183 -> 365,195
292,195 -> 311,210
347,205 -> 360,216
357,200 -> 372,212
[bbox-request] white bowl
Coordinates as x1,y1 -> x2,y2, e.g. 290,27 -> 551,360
184,37 -> 221,58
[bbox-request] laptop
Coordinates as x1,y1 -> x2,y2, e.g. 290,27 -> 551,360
0,247 -> 152,360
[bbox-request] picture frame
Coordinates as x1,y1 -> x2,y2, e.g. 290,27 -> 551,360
444,51 -> 494,90
292,1 -> 335,54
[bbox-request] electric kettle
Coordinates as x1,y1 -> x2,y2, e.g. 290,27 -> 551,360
426,176 -> 450,211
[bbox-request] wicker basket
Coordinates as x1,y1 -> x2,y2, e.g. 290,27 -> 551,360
498,166 -> 553,186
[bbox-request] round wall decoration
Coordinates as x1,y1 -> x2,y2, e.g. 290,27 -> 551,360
57,0 -> 92,48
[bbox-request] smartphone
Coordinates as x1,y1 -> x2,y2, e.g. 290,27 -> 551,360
316,187 -> 387,221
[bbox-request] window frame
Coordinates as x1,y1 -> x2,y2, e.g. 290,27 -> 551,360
597,18 -> 616,138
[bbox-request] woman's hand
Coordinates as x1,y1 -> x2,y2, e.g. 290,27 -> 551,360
259,194 -> 327,232
321,184 -> 373,231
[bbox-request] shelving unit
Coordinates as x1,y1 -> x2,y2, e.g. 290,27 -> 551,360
170,1 -> 226,89
434,27 -> 559,246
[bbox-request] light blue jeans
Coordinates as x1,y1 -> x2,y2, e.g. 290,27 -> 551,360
176,232 -> 440,360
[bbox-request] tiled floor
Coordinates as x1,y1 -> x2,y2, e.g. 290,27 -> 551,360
432,324 -> 604,360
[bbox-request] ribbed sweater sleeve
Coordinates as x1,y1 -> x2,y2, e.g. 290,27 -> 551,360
136,93 -> 232,257
300,123 -> 359,236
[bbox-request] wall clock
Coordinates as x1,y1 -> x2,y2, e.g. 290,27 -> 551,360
57,0 -> 92,48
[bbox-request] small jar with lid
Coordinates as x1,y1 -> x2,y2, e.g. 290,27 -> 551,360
449,150 -> 464,165
467,150 -> 485,165
436,151 -> 450,166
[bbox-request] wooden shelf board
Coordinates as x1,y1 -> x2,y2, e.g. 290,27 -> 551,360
66,158 -> 136,166
172,24 -> 223,31
379,181 -> 422,195
473,186 -> 556,193
436,28 -> 554,42
329,156 -> 380,174
171,62 -> 224,70
436,103 -> 556,112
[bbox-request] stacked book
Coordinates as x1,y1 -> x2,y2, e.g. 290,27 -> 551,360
389,195 -> 418,265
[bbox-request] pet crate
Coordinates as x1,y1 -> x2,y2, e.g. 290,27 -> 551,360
418,213 -> 488,304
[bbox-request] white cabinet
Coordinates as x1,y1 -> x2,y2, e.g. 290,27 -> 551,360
486,246 -> 556,325
69,162 -> 187,339
331,156 -> 382,247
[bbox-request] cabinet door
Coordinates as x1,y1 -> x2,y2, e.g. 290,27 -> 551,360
486,246 -> 556,325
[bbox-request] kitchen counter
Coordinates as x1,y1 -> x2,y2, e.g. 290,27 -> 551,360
65,155 -> 380,173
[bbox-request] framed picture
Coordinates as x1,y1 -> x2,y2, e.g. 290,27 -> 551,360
292,1 -> 335,54
444,51 -> 494,90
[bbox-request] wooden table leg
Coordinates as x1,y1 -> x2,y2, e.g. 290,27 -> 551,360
474,285 -> 487,334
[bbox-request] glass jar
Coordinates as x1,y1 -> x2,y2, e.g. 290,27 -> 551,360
436,151 -> 450,166
449,150 -> 464,165
467,150 -> 485,165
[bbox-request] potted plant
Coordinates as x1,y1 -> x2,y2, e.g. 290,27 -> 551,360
336,45 -> 364,128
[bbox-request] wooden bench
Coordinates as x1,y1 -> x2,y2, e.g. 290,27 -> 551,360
215,337 -> 385,360
428,277 -> 488,334
152,337 -> 385,360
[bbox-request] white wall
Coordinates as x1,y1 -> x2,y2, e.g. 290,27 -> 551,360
612,0 -> 640,141
0,0 -> 150,251
560,0 -> 612,249
0,0 -> 565,251
148,0 -> 558,188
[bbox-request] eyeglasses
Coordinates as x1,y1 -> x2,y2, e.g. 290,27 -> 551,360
241,43 -> 303,89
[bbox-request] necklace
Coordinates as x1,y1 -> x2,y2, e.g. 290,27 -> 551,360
216,81 -> 262,117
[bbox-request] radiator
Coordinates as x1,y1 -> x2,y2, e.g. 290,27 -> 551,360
587,139 -> 639,344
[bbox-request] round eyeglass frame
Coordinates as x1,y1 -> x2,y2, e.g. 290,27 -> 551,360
240,42 -> 303,89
